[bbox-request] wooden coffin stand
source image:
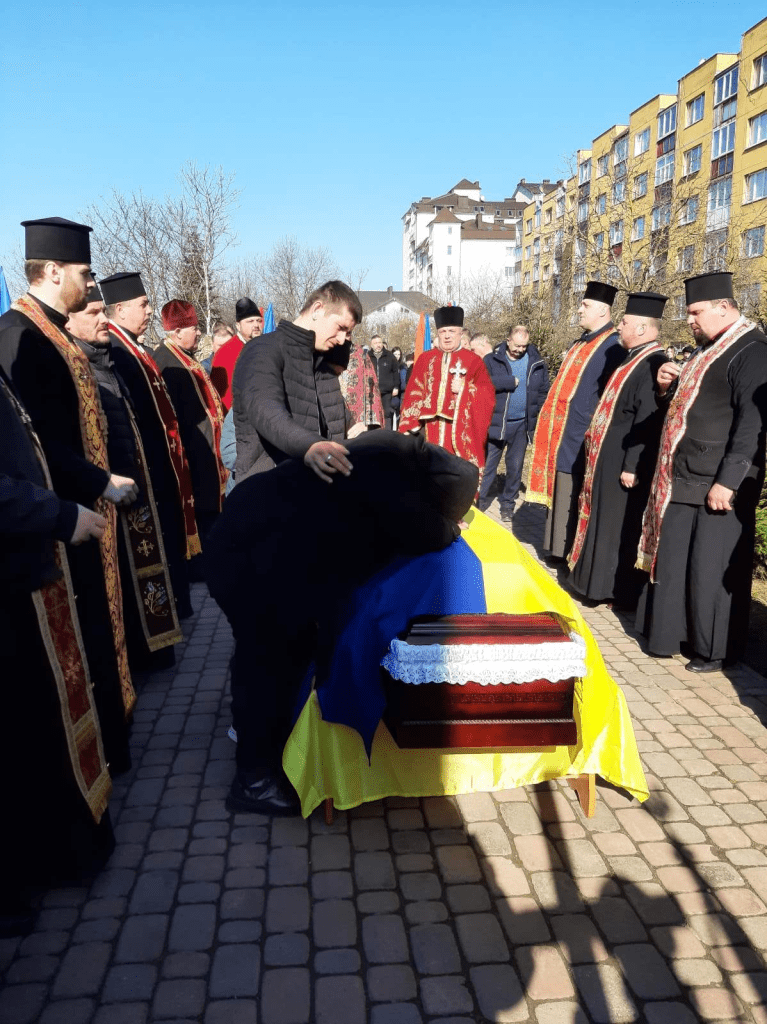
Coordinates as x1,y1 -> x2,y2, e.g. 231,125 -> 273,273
324,612 -> 596,823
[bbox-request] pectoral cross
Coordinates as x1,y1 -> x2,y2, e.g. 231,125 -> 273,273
449,359 -> 467,381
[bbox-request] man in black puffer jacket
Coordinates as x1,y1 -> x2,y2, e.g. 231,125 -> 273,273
232,280 -> 363,484
479,325 -> 549,521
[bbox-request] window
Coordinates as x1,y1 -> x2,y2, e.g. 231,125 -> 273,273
514,270 -> 521,286
574,270 -> 586,291
523,271 -> 531,285
525,219 -> 533,234
704,228 -> 728,270
713,97 -> 737,127
632,216 -> 645,240
533,267 -> 539,282
755,53 -> 767,89
504,266 -> 514,277
524,245 -> 531,259
745,168 -> 767,203
684,145 -> 702,175
749,112 -> 767,147
633,260 -> 643,281
447,226 -> 452,235
612,180 -> 626,204
447,245 -> 452,255
711,153 -> 734,179
596,193 -> 606,215
655,152 -> 675,186
545,209 -> 552,224
578,160 -> 591,184
506,246 -> 514,255
595,232 -> 604,250
679,196 -> 699,224
577,200 -> 589,222
634,128 -> 650,156
533,238 -> 540,256
543,235 -> 551,252
597,155 -> 609,177
634,172 -> 648,199
609,220 -> 624,245
556,197 -> 565,218
614,135 -> 629,164
657,104 -> 677,140
714,65 -> 739,106
712,121 -> 736,159
543,265 -> 550,281
446,266 -> 452,277
555,230 -> 563,249
707,176 -> 732,228
575,237 -> 586,259
652,204 -> 671,231
495,209 -> 500,216
607,265 -> 619,283
744,225 -> 765,257
535,209 -> 541,228
678,245 -> 695,272
686,93 -> 705,125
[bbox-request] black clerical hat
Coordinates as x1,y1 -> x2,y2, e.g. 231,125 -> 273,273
434,305 -> 464,329
583,280 -> 617,306
684,272 -> 734,305
22,217 -> 92,263
99,272 -> 147,305
86,284 -> 103,304
235,297 -> 262,321
625,291 -> 668,318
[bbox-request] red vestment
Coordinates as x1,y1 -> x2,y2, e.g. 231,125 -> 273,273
210,335 -> 243,413
398,348 -> 495,472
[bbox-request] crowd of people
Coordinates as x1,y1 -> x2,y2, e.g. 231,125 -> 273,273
2,213 -> 766,936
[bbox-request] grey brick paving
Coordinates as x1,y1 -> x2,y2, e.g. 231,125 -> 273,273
4,515 -> 767,1024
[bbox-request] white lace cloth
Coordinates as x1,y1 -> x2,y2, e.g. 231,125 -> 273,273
381,632 -> 586,686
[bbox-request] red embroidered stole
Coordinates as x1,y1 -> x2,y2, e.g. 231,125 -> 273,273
2,377 -> 112,822
109,323 -> 201,557
120,407 -> 183,651
637,317 -> 755,581
339,346 -> 384,427
12,296 -> 135,718
568,342 -> 661,569
527,326 -> 615,507
162,340 -> 227,511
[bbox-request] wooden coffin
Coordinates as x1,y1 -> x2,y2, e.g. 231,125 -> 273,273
382,613 -> 584,749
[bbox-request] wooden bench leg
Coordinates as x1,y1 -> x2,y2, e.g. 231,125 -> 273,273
324,797 -> 334,826
568,773 -> 596,818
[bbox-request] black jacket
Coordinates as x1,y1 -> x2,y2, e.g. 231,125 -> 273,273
232,319 -> 346,481
484,342 -> 550,443
664,325 -> 767,505
368,350 -> 400,396
0,372 -> 78,591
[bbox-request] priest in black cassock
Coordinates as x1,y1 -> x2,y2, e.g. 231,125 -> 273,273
526,281 -> 623,560
568,291 -> 668,607
636,271 -> 767,672
0,368 -> 114,936
0,218 -> 137,773
103,272 -> 196,619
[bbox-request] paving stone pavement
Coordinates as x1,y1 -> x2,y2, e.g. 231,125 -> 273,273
2,499 -> 767,1023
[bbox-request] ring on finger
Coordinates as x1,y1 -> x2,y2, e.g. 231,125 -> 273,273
326,454 -> 333,463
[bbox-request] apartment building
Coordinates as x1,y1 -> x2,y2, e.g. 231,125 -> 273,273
401,179 -> 556,300
519,17 -> 767,321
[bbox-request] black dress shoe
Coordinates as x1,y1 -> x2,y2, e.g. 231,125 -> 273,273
685,656 -> 724,674
500,508 -> 514,523
226,772 -> 301,816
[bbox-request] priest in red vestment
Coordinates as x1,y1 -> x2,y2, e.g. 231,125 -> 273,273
398,305 -> 495,478
210,297 -> 263,413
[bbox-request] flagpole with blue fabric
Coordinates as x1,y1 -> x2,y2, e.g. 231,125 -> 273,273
0,267 -> 11,315
423,312 -> 431,352
262,302 -> 275,335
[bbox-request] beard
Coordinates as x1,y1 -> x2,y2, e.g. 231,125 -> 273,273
61,275 -> 88,314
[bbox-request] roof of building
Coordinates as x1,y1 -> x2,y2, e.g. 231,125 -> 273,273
451,178 -> 480,190
431,209 -> 461,224
359,289 -> 437,316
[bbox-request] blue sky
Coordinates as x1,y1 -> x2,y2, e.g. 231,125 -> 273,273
1,0 -> 764,291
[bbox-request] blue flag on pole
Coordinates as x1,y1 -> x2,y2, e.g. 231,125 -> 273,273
0,267 -> 11,315
423,312 -> 431,352
263,302 -> 275,334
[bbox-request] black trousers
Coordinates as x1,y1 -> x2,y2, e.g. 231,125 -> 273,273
543,471 -> 581,559
479,421 -> 528,512
380,392 -> 393,430
636,493 -> 757,661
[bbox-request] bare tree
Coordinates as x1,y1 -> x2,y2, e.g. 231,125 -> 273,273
252,236 -> 341,321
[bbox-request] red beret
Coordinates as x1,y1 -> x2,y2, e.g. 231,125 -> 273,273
162,299 -> 198,331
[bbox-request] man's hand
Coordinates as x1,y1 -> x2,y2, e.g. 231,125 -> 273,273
657,361 -> 681,395
70,505 -> 107,545
707,482 -> 734,512
620,472 -> 637,489
102,474 -> 138,506
304,441 -> 352,483
347,422 -> 367,439
450,377 -> 464,395
392,388 -> 399,397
